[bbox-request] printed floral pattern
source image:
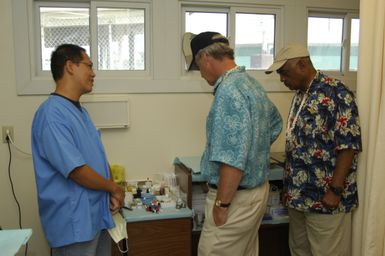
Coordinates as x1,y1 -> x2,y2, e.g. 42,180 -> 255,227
201,66 -> 282,188
285,72 -> 362,214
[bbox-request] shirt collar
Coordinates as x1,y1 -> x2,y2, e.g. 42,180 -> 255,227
50,92 -> 82,111
213,66 -> 244,95
297,70 -> 320,96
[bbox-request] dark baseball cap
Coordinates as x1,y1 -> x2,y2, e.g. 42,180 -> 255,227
182,31 -> 229,70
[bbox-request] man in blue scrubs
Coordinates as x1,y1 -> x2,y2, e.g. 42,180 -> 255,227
31,44 -> 125,256
184,32 -> 282,256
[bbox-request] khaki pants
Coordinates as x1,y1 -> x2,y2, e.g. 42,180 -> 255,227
198,182 -> 269,256
288,208 -> 352,256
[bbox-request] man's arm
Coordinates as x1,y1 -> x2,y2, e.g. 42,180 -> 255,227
321,148 -> 355,209
213,163 -> 243,226
108,165 -> 123,214
69,164 -> 125,209
270,104 -> 283,144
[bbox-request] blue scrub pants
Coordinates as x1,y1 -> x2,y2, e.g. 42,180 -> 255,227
52,229 -> 111,256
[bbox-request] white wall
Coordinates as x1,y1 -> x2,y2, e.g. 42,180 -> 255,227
0,0 -> 357,255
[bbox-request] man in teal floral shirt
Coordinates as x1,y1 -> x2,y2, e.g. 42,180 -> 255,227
184,31 -> 282,256
266,44 -> 362,256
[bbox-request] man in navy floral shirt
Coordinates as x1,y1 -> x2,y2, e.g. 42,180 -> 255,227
266,44 -> 362,256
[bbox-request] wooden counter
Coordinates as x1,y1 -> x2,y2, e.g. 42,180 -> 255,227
112,207 -> 193,256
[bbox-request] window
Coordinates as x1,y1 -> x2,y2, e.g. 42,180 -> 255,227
350,18 -> 359,71
96,8 -> 145,71
235,13 -> 275,70
185,11 -> 228,36
183,5 -> 281,72
37,2 -> 148,73
307,12 -> 359,73
12,1 -> 357,94
308,16 -> 343,71
39,6 -> 90,71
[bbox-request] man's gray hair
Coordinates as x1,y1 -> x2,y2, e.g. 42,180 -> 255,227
195,42 -> 234,64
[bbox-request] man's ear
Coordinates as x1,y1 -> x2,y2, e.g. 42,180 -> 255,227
201,53 -> 213,66
64,59 -> 75,75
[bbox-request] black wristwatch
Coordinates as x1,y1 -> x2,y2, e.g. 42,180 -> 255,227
328,185 -> 344,196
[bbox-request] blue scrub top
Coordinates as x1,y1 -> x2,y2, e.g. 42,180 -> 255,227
31,95 -> 114,247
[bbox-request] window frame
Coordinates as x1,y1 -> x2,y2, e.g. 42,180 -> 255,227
13,0 -> 156,95
231,6 -> 283,73
346,15 -> 359,72
90,1 -> 151,77
181,4 -> 283,81
181,5 -> 230,80
34,1 -> 90,77
11,0 -> 358,95
35,1 -> 151,78
307,9 -> 359,76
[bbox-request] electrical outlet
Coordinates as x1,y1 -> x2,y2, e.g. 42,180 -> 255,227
2,126 -> 14,143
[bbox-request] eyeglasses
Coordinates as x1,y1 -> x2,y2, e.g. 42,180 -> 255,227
77,61 -> 94,70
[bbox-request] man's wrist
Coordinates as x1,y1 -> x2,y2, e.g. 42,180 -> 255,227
328,184 -> 344,196
215,199 -> 231,208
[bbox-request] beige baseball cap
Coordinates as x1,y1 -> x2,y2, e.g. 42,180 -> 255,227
265,43 -> 310,74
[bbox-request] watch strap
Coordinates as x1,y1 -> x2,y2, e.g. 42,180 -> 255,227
215,199 -> 231,208
329,184 -> 344,196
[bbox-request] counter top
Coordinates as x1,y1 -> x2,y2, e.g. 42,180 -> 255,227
121,207 -> 194,223
0,229 -> 32,256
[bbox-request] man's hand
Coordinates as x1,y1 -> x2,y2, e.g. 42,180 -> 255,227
321,190 -> 341,209
110,196 -> 121,215
213,206 -> 228,226
111,184 -> 125,209
212,163 -> 243,226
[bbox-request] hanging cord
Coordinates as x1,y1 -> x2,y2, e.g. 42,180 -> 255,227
6,136 -> 28,256
7,135 -> 32,157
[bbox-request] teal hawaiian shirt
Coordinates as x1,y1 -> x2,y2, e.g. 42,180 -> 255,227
200,66 -> 282,188
284,71 -> 362,214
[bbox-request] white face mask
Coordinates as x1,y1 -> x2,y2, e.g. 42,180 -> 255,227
108,212 -> 128,253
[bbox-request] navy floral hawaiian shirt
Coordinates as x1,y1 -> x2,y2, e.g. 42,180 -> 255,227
284,71 -> 362,214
